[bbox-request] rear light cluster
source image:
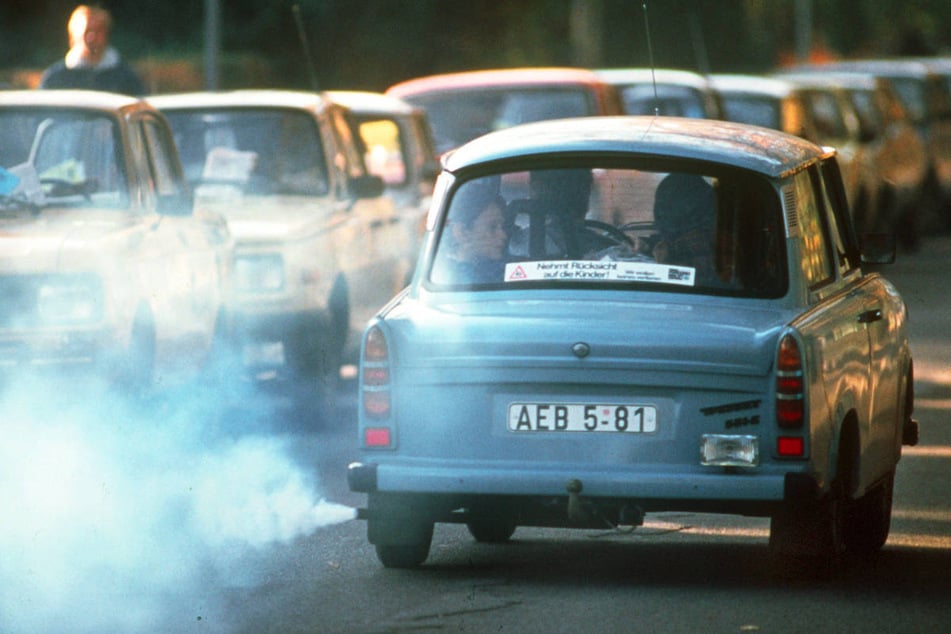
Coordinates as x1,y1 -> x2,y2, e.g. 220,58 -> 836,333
775,334 -> 806,458
361,326 -> 394,448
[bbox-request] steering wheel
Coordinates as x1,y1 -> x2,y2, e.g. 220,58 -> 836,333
584,219 -> 634,247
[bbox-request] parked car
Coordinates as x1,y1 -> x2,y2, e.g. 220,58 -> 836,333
0,90 -> 232,389
150,90 -> 414,403
710,74 -> 822,141
324,90 -> 440,255
596,67 -> 723,118
347,115 -> 918,569
791,59 -> 951,226
777,70 -> 929,246
386,67 -> 624,154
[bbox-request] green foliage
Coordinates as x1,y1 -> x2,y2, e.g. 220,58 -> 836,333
2,0 -> 949,91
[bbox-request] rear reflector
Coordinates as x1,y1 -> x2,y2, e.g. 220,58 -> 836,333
777,436 -> 805,457
365,427 -> 392,447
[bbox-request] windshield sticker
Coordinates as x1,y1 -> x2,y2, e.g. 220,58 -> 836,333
505,260 -> 696,286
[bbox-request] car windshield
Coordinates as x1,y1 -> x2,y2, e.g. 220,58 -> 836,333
619,84 -> 709,118
429,166 -> 787,298
0,109 -> 128,211
163,108 -> 329,197
719,95 -> 782,130
406,87 -> 595,153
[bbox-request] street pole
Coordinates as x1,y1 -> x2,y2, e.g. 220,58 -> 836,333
204,0 -> 220,91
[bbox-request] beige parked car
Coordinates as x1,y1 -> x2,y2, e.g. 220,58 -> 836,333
325,90 -> 440,256
150,90 -> 414,405
0,90 -> 232,390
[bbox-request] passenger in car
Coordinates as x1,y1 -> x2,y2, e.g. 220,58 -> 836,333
508,168 -> 598,259
440,184 -> 509,284
651,172 -> 720,284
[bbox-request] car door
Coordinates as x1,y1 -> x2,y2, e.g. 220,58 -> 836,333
324,106 -> 410,331
133,113 -> 223,359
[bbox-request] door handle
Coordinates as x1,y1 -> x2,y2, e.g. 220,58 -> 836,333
857,309 -> 883,324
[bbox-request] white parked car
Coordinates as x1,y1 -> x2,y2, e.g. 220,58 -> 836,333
150,90 -> 414,405
0,90 -> 232,389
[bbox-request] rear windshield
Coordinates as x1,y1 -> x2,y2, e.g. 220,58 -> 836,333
428,166 -> 787,298
406,87 -> 596,153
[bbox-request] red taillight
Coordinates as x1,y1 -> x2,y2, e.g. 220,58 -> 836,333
777,436 -> 805,457
776,334 -> 804,428
362,326 -> 391,420
364,427 -> 392,447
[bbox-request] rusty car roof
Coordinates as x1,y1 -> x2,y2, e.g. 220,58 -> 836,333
442,115 -> 827,179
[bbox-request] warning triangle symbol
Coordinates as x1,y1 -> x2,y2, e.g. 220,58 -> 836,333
508,265 -> 528,280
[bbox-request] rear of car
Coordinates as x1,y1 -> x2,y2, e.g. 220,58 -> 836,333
386,68 -> 623,154
348,117 -> 915,568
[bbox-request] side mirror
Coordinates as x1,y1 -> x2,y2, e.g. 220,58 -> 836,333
351,174 -> 385,199
860,233 -> 896,265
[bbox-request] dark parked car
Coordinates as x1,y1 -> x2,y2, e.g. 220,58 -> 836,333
347,116 -> 917,568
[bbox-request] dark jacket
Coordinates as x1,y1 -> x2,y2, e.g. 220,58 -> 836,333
39,58 -> 146,96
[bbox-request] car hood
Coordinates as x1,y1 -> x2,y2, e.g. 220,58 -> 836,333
0,207 -> 143,270
382,293 -> 795,377
196,195 -> 340,243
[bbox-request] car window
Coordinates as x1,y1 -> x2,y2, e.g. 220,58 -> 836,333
141,116 -> 182,199
164,108 -> 329,197
407,87 -> 596,153
720,95 -> 782,130
619,84 -> 709,118
354,117 -> 407,186
792,168 -> 834,288
1,109 -> 128,209
428,165 -> 787,297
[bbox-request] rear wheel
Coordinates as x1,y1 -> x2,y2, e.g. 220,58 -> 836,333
466,518 -> 517,543
843,471 -> 894,555
371,521 -> 434,569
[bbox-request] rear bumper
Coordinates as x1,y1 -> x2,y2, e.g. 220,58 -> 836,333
348,460 -> 812,512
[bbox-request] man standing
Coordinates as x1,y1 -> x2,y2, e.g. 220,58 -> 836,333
39,5 -> 146,95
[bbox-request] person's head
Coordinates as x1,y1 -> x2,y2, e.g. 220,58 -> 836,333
68,5 -> 112,64
450,184 -> 507,262
530,168 -> 592,222
653,172 -> 715,237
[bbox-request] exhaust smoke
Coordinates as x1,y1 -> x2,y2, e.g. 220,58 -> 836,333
0,370 -> 354,633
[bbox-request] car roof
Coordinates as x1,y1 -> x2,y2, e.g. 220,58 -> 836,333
709,74 -> 801,98
596,68 -> 714,90
0,89 -> 146,113
387,67 -> 612,98
791,59 -> 936,79
324,90 -> 421,116
443,115 -> 826,179
148,89 -> 332,113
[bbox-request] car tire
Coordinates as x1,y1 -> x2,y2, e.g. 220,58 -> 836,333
375,541 -> 432,569
769,479 -> 846,562
842,471 -> 894,556
284,314 -> 340,415
466,519 -> 517,543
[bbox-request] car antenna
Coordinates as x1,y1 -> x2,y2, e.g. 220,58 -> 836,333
292,3 -> 321,92
642,1 -> 659,116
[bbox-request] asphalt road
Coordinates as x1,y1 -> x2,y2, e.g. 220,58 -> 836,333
4,238 -> 951,634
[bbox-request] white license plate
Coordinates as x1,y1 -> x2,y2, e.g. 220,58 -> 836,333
508,403 -> 657,433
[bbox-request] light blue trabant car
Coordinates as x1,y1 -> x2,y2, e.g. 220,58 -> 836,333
347,116 -> 918,568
